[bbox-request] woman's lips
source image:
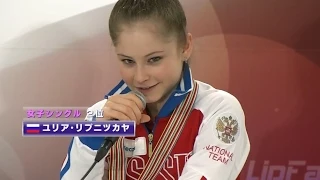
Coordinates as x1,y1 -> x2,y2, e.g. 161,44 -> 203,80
136,84 -> 158,92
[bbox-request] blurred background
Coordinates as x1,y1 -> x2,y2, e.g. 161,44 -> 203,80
0,0 -> 319,179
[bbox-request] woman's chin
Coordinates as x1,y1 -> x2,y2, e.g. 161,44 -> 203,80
146,98 -> 158,104
145,95 -> 162,104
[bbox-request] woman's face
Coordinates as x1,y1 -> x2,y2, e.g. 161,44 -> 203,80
114,21 -> 192,104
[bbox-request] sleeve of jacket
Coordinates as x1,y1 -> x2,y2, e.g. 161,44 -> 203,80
60,99 -> 108,180
179,92 -> 250,180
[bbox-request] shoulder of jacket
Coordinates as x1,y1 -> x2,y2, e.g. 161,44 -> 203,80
85,99 -> 107,120
89,99 -> 107,110
194,80 -> 244,118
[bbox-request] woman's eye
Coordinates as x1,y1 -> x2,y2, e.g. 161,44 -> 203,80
149,56 -> 162,63
122,59 -> 134,64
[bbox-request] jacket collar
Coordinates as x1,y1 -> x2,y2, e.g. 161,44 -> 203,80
104,62 -> 194,118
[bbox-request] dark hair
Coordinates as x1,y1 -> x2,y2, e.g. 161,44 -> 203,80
109,0 -> 187,47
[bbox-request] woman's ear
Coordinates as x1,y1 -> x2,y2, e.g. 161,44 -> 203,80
182,33 -> 193,60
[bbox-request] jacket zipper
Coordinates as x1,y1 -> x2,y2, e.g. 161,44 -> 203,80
147,133 -> 153,158
144,117 -> 159,158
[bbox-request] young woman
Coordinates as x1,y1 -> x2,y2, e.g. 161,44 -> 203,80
60,0 -> 250,179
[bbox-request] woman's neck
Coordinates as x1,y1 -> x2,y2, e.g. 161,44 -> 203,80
146,88 -> 174,120
146,83 -> 180,120
146,104 -> 160,121
146,96 -> 168,121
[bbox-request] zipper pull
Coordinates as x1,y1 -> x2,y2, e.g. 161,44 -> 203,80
148,133 -> 153,157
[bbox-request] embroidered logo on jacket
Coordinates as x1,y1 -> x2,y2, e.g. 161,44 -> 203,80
215,115 -> 239,144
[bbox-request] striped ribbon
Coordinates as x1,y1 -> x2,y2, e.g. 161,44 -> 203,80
108,137 -> 126,180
